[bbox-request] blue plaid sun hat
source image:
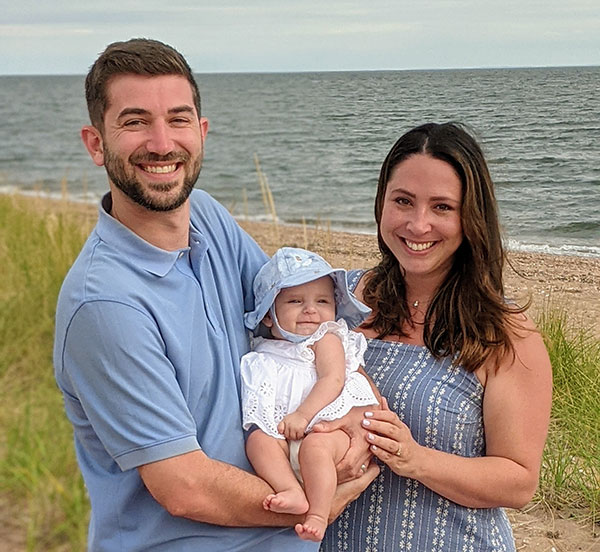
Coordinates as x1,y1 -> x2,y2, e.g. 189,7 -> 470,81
244,247 -> 371,333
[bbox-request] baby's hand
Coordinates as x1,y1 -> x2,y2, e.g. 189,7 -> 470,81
278,412 -> 310,440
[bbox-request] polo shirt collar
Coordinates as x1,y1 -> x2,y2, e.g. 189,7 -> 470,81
95,193 -> 192,277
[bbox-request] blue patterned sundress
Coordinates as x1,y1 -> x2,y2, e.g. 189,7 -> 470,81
321,270 -> 515,552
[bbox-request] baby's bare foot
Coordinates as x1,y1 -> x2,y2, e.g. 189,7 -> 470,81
295,514 -> 327,542
263,490 -> 308,514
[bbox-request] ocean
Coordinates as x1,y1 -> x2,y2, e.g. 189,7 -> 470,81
1,67 -> 599,257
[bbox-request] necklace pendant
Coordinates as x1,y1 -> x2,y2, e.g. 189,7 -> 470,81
412,300 -> 419,308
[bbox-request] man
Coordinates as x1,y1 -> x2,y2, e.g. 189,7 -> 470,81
54,38 -> 376,551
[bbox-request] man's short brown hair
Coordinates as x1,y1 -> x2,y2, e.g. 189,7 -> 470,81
85,38 -> 201,132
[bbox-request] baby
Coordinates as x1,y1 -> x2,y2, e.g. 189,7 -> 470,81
241,247 -> 378,541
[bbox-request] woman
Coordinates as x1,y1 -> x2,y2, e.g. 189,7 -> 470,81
321,122 -> 552,551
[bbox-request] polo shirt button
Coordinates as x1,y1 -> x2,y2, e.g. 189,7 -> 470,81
178,251 -> 184,259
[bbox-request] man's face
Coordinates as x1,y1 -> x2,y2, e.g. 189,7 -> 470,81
87,74 -> 207,211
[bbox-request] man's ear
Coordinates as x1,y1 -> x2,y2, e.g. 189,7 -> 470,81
199,116 -> 209,140
81,125 -> 105,167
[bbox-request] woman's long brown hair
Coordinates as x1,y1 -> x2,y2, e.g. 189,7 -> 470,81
362,122 -> 527,372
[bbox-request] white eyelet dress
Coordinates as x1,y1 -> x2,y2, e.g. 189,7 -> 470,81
321,270 -> 516,552
241,319 -> 378,439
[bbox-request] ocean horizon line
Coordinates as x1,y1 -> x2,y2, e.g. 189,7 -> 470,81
1,63 -> 599,79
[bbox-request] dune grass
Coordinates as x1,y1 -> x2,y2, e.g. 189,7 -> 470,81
0,194 -> 92,551
536,309 -> 600,523
0,193 -> 598,550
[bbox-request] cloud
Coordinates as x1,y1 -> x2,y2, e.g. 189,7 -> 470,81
0,0 -> 598,74
0,25 -> 93,37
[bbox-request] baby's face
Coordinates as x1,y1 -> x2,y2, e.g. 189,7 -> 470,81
269,276 -> 336,338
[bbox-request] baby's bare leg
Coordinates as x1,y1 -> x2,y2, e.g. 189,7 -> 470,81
246,429 -> 308,514
295,429 -> 350,542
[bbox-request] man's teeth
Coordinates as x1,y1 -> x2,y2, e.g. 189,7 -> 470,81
143,164 -> 177,174
405,240 -> 434,251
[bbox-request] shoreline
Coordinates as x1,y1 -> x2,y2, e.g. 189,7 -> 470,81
3,187 -> 599,259
11,192 -> 600,336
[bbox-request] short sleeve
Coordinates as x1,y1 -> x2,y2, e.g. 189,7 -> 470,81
61,300 -> 200,471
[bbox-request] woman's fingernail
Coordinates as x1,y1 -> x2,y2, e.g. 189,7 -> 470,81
364,411 -> 373,417
368,433 -> 375,441
362,419 -> 371,426
371,445 -> 378,451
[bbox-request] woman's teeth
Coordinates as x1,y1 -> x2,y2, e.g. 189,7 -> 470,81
405,240 -> 434,251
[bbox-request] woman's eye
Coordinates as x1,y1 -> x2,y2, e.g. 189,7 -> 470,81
395,197 -> 410,206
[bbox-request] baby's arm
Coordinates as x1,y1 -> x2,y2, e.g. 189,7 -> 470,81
278,332 -> 346,440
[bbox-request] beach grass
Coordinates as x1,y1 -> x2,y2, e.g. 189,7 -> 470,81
537,308 -> 600,522
0,194 -> 90,550
0,193 -> 598,550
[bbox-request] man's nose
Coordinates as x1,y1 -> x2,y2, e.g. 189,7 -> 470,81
146,121 -> 174,155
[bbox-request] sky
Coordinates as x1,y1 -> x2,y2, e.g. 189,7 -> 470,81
1,0 -> 599,75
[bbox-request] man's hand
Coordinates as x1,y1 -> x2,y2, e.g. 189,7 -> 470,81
312,405 -> 378,482
329,462 -> 379,523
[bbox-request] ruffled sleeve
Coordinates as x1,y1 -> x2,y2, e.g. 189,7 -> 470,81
297,319 -> 367,374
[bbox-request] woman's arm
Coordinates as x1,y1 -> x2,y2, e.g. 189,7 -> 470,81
363,314 -> 552,509
278,332 -> 346,439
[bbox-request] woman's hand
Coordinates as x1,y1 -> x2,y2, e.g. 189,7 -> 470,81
312,405 -> 376,482
361,398 -> 423,479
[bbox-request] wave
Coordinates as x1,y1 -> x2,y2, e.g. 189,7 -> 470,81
549,220 -> 600,234
505,238 -> 600,258
0,185 -> 99,205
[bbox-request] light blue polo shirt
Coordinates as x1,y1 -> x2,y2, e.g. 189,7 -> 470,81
54,190 -> 317,551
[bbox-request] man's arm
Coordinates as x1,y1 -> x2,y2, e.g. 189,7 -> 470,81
139,448 -> 380,526
138,450 -> 301,526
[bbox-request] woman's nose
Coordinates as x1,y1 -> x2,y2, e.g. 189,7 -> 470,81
406,208 -> 432,235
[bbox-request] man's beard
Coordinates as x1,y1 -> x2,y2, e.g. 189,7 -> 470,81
104,147 -> 202,212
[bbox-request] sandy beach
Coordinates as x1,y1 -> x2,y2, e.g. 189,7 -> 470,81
53,199 -> 600,334
239,219 -> 600,337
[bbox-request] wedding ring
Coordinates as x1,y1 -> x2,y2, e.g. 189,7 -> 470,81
395,445 -> 402,457
360,463 -> 367,473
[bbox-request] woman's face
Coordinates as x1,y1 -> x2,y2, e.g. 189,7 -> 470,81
379,153 -> 464,287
